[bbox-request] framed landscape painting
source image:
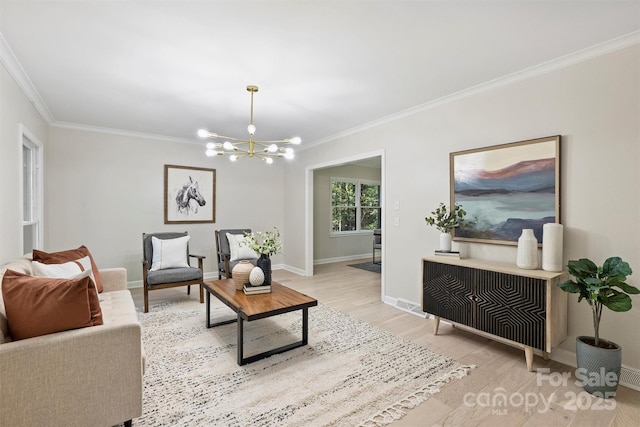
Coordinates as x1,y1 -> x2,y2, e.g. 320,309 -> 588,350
450,135 -> 560,245
164,165 -> 216,224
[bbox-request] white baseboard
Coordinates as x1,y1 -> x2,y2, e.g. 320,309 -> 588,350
314,254 -> 371,265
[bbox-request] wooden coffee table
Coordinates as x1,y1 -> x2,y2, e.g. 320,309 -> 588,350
202,279 -> 318,365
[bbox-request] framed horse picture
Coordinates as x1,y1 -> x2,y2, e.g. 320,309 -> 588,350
164,165 -> 216,224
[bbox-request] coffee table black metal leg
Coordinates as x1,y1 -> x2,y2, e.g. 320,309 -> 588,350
206,291 -> 211,328
238,308 -> 311,366
237,313 -> 244,366
302,308 -> 308,345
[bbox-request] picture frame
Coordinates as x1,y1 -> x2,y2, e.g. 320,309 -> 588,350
450,135 -> 560,245
164,164 -> 216,224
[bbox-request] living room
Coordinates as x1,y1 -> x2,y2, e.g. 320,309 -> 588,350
1,1 -> 639,426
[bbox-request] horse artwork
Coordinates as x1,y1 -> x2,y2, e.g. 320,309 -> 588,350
164,165 -> 215,224
175,176 -> 206,215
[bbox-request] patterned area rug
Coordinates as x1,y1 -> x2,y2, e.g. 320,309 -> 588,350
136,299 -> 471,426
348,262 -> 381,273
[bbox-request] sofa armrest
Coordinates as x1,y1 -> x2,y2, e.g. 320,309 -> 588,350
0,322 -> 142,426
100,267 -> 128,292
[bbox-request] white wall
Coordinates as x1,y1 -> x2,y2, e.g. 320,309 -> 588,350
313,163 -> 381,262
284,45 -> 640,369
0,62 -> 49,264
46,126 -> 286,283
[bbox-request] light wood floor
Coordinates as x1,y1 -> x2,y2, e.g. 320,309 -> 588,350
131,260 -> 640,426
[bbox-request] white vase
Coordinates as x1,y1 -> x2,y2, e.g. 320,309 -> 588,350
542,223 -> 564,272
439,233 -> 452,252
516,229 -> 538,269
249,266 -> 265,286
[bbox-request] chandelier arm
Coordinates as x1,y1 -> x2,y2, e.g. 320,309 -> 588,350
252,139 -> 294,144
208,134 -> 250,143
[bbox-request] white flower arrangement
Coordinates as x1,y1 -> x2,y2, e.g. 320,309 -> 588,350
243,227 -> 282,256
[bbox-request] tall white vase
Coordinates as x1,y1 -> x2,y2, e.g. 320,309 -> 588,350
439,233 -> 452,252
542,223 -> 564,272
517,229 -> 538,269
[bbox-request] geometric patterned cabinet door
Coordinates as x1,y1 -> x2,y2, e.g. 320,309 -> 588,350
422,257 -> 568,371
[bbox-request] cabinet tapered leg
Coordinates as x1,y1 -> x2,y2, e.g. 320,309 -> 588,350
524,346 -> 534,372
543,351 -> 549,360
433,316 -> 440,335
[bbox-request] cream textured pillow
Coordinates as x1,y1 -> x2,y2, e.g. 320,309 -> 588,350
33,246 -> 104,293
33,259 -> 82,277
33,256 -> 98,293
226,233 -> 259,262
150,235 -> 190,271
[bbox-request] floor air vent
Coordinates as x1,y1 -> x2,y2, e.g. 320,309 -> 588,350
394,298 -> 427,318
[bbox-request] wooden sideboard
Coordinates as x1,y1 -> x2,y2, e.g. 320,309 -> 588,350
422,256 -> 567,371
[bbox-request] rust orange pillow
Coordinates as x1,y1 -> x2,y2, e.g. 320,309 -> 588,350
33,245 -> 104,293
1,269 -> 103,341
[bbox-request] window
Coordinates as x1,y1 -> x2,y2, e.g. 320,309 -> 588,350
331,178 -> 381,234
22,132 -> 42,253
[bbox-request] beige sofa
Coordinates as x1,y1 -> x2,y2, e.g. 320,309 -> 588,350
0,255 -> 144,427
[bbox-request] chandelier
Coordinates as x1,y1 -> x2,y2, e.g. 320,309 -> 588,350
198,85 -> 301,164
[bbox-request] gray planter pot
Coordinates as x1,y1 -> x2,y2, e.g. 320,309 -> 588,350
575,336 -> 621,397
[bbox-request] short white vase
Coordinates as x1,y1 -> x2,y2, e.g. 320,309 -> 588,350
439,233 -> 452,252
517,229 -> 538,269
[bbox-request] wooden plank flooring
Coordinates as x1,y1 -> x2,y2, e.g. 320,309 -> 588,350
131,260 -> 640,426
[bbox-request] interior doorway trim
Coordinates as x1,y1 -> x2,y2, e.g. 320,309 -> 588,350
304,149 -> 385,299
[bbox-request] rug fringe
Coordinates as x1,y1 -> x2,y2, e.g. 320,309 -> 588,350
359,365 -> 476,427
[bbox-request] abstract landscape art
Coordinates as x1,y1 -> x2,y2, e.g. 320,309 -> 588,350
450,136 -> 560,245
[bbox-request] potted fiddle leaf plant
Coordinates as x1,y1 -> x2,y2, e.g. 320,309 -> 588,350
424,202 -> 470,252
559,257 -> 639,397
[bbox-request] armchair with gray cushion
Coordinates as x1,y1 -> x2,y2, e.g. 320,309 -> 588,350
215,229 -> 258,279
142,231 -> 205,312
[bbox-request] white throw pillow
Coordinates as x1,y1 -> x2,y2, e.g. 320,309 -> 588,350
226,233 -> 259,262
33,256 -> 99,293
150,235 -> 190,271
33,259 -> 82,277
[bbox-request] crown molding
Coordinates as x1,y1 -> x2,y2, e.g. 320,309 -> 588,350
302,30 -> 640,150
51,121 -> 202,145
0,32 -> 55,124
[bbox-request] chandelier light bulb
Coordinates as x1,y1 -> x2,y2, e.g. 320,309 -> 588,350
284,148 -> 294,159
205,148 -> 216,157
290,136 -> 302,145
247,124 -> 256,135
206,142 -> 216,149
265,157 -> 274,164
229,154 -> 238,162
223,141 -> 234,150
267,144 -> 278,153
197,129 -> 209,138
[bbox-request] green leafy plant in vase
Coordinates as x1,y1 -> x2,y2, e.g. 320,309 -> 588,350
559,257 -> 639,397
243,227 -> 282,285
424,202 -> 470,252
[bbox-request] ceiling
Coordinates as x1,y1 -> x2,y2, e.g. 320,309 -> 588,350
1,1 -> 639,148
